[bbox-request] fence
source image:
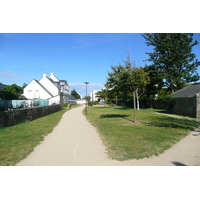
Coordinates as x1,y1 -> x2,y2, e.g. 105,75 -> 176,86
0,100 -> 49,111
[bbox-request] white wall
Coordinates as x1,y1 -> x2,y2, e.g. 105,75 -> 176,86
23,80 -> 52,99
76,99 -> 86,104
39,74 -> 59,96
90,90 -> 100,101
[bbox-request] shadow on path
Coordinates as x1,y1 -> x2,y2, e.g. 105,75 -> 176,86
171,161 -> 187,166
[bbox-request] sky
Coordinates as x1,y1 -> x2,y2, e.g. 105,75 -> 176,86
1,33 -> 200,97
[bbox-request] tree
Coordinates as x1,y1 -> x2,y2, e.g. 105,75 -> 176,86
142,33 -> 200,93
71,89 -> 81,99
96,89 -> 108,108
106,60 -> 149,122
2,84 -> 23,100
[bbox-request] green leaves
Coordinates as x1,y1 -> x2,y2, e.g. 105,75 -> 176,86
106,61 -> 150,102
142,33 -> 200,93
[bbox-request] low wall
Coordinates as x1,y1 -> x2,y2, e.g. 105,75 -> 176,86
0,104 -> 61,127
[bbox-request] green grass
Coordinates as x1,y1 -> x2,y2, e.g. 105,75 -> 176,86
0,105 -> 79,166
85,106 -> 200,161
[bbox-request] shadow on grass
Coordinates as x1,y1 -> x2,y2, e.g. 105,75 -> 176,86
114,107 -> 132,110
142,116 -> 200,130
155,110 -> 167,114
100,114 -> 130,119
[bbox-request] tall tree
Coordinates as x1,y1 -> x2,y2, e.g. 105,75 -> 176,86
71,89 -> 81,99
142,33 -> 200,93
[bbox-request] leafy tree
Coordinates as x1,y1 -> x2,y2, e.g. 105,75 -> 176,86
106,59 -> 149,122
142,33 -> 200,93
96,89 -> 108,107
2,84 -> 23,100
71,89 -> 81,99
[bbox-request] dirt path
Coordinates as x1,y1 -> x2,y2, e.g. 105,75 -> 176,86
16,105 -> 200,166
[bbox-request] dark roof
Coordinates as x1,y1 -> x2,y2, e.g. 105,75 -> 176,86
0,84 -> 7,91
173,83 -> 200,98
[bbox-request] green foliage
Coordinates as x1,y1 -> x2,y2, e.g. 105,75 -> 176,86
71,89 -> 81,99
88,101 -> 99,106
106,63 -> 150,102
1,84 -> 23,100
142,33 -> 200,93
63,103 -> 69,107
162,94 -> 175,113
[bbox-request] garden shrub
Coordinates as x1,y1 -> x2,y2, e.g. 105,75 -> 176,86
162,94 -> 175,113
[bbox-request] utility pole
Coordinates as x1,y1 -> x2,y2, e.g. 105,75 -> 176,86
84,82 -> 89,114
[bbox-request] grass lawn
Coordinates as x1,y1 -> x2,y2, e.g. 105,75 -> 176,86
85,105 -> 200,161
0,105 -> 79,166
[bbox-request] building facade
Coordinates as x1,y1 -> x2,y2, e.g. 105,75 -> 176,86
23,73 -> 70,104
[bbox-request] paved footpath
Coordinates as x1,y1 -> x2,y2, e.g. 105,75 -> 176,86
16,105 -> 200,166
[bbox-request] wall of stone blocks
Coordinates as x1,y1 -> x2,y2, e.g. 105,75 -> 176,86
0,104 -> 61,127
172,96 -> 196,118
195,94 -> 200,118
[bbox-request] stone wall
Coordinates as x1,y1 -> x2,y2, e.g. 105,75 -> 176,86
196,94 -> 200,118
172,96 -> 197,118
0,104 -> 61,127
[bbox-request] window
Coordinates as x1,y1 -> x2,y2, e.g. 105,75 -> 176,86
28,90 -> 32,97
35,90 -> 39,98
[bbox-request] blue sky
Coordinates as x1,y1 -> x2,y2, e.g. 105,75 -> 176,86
1,33 -> 200,97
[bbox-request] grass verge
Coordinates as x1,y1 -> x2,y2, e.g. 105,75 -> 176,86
0,105 -> 79,166
85,106 -> 200,161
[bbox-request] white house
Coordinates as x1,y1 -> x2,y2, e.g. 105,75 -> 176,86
23,73 -> 70,104
90,90 -> 100,101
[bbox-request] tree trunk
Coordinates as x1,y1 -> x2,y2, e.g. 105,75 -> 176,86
136,88 -> 140,110
133,91 -> 136,123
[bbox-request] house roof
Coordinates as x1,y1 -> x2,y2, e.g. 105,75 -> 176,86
173,83 -> 200,98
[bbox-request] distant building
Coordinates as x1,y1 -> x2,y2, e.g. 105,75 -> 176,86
0,84 -> 7,91
173,83 -> 200,118
23,73 -> 70,104
90,90 -> 100,101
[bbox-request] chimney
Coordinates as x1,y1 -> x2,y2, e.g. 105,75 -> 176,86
43,74 -> 47,77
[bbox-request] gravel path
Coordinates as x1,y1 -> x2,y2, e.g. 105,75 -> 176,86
16,105 -> 200,166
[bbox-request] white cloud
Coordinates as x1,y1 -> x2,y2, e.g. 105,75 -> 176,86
0,71 -> 31,82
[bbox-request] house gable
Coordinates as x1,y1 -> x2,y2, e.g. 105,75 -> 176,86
39,74 -> 59,96
49,72 -> 59,82
23,79 -> 53,99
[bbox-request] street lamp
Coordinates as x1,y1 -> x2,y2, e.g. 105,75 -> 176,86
84,82 -> 89,114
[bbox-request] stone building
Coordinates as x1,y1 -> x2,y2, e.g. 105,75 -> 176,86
173,83 -> 200,118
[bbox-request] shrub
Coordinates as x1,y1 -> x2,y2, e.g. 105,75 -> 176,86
88,101 -> 99,106
63,103 -> 69,108
162,94 -> 175,113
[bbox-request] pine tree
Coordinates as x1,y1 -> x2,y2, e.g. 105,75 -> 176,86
142,33 -> 200,93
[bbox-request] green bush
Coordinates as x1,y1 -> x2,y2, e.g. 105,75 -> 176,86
162,94 -> 175,113
63,103 -> 69,108
88,101 -> 99,106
